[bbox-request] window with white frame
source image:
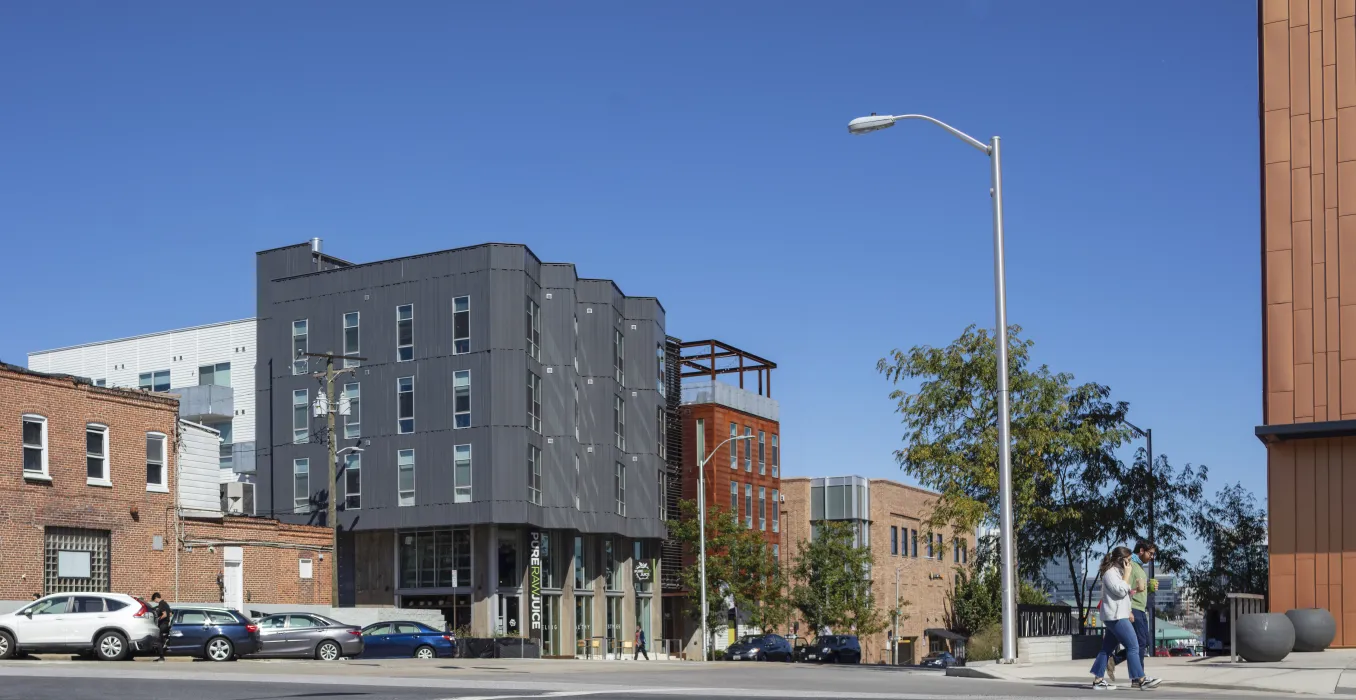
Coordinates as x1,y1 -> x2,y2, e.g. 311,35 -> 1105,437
138,370 -> 171,392
343,312 -> 360,368
292,389 -> 308,444
453,371 -> 471,428
526,297 -> 541,361
292,320 -> 309,374
771,434 -> 779,478
343,382 -> 361,439
293,458 -> 310,512
453,296 -> 470,354
772,489 -> 779,533
615,462 -> 626,516
528,445 -> 542,505
397,449 -> 415,506
396,304 -> 414,362
728,423 -> 736,468
614,329 -> 624,384
343,452 -> 361,509
22,415 -> 48,476
759,486 -> 766,531
454,444 -> 471,503
743,426 -> 752,471
146,433 -> 168,491
744,484 -> 752,528
614,396 -> 625,451
730,480 -> 737,513
86,424 -> 109,484
758,431 -> 765,475
397,376 -> 414,434
198,362 -> 231,387
527,372 -> 541,433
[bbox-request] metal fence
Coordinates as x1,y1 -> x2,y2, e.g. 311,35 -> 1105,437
1227,593 -> 1267,663
1017,604 -> 1077,638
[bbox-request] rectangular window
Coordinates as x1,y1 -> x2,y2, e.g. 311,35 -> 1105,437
527,298 -> 541,361
574,536 -> 588,590
344,452 -> 361,509
891,527 -> 899,556
927,534 -> 934,559
656,344 -> 666,396
292,458 -> 310,513
528,372 -> 542,433
744,484 -> 752,528
759,486 -> 766,531
604,538 -> 620,591
146,433 -> 167,490
209,421 -> 234,471
138,370 -> 171,392
731,480 -> 738,514
198,362 -> 231,387
911,530 -> 918,558
397,376 -> 415,434
529,445 -> 542,505
937,534 -> 944,561
454,371 -> 471,428
343,383 -> 361,439
658,469 -> 666,519
292,320 -> 308,374
743,427 -> 752,472
657,407 -> 667,460
729,423 -> 737,468
396,304 -> 414,362
573,454 -> 581,510
695,419 -> 706,471
771,489 -> 779,533
954,538 -> 960,563
398,450 -> 416,507
454,444 -> 472,503
614,329 -> 624,384
614,396 -> 625,451
343,312 -> 360,368
771,434 -> 780,478
961,542 -> 968,564
758,431 -> 766,475
292,389 -> 308,444
453,296 -> 470,354
615,463 -> 626,516
86,424 -> 108,484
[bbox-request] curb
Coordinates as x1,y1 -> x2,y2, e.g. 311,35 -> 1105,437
945,667 -> 1003,680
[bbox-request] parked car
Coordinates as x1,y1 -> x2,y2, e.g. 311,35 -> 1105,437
164,607 -> 259,662
726,634 -> 793,662
1168,647 -> 1196,657
253,613 -> 363,660
0,593 -> 159,661
797,635 -> 862,664
1154,647 -> 1172,657
920,651 -> 959,669
358,621 -> 456,659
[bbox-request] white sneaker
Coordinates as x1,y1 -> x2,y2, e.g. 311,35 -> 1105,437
1093,679 -> 1117,690
1133,677 -> 1162,690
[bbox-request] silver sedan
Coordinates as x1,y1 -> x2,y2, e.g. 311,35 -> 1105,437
251,613 -> 364,660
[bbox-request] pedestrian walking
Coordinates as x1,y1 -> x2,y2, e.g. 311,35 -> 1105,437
1089,547 -> 1160,691
1113,540 -> 1158,671
634,627 -> 649,661
150,592 -> 172,662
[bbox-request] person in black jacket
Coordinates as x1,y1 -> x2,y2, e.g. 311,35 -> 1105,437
150,593 -> 172,661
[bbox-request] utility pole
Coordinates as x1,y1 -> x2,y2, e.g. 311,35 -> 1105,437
305,351 -> 364,610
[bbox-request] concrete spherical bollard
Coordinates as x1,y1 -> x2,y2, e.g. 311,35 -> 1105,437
1286,609 -> 1336,652
1235,613 -> 1295,663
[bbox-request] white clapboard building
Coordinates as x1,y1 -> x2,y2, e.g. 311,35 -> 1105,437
28,319 -> 257,484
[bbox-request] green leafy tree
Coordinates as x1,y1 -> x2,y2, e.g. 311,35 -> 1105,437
944,534 -> 1049,636
788,521 -> 884,637
1109,449 -> 1208,576
1184,483 -> 1268,611
668,499 -> 785,650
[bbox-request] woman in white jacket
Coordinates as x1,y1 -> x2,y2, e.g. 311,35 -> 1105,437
1090,547 -> 1160,690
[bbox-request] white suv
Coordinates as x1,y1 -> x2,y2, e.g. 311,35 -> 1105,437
0,593 -> 160,661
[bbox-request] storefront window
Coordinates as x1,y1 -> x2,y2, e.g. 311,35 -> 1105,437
498,534 -> 520,589
398,528 -> 471,589
575,595 -> 593,656
604,539 -> 620,592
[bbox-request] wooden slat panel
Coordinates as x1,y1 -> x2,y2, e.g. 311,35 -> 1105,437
1300,556 -> 1318,608
1274,445 -> 1298,555
1299,441 -> 1317,552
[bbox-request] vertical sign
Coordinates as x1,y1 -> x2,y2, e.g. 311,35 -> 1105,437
529,530 -> 543,641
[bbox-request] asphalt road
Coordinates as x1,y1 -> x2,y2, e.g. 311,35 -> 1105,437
0,674 -> 1310,700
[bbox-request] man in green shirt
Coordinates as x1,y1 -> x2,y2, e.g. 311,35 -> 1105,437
1112,540 -> 1157,675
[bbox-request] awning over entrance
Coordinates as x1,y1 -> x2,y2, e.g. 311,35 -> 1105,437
924,628 -> 966,642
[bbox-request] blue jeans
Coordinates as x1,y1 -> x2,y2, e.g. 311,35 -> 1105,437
1091,618 -> 1144,681
1114,609 -> 1151,663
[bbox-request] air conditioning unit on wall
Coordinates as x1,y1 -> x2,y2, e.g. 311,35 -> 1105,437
220,482 -> 256,516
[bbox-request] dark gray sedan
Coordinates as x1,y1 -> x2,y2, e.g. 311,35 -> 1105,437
252,613 -> 364,660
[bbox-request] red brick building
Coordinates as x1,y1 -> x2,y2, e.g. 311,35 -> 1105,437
0,362 -> 331,612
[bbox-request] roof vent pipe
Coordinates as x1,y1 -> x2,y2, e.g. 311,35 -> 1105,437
310,237 -> 323,254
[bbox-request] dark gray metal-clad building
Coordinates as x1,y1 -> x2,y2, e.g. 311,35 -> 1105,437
255,240 -> 672,653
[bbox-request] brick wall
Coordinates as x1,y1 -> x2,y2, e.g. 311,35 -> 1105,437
778,477 -> 972,664
0,364 -> 330,607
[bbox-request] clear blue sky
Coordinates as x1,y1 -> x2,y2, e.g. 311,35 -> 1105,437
0,3 -> 1261,527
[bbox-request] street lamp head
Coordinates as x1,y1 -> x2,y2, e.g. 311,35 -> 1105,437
848,114 -> 897,135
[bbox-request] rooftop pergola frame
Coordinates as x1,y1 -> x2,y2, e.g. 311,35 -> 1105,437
678,339 -> 777,398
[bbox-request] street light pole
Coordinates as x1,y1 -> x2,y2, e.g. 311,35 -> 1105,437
848,113 -> 1016,663
1124,419 -> 1155,652
697,433 -> 756,662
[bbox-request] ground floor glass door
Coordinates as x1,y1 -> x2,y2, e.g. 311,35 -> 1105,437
498,595 -> 521,637
575,596 -> 593,657
542,594 -> 561,656
636,596 -> 651,652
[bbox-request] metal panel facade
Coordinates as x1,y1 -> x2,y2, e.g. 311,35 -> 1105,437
256,243 -> 666,539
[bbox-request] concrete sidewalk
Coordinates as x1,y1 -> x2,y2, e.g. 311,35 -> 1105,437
948,649 -> 1356,695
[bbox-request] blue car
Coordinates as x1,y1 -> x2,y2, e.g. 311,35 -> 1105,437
359,621 -> 455,659
164,607 -> 260,662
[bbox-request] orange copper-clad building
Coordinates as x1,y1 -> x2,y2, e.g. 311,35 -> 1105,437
1257,0 -> 1356,646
